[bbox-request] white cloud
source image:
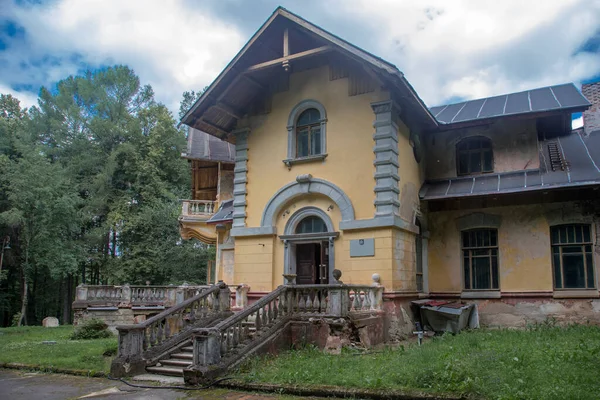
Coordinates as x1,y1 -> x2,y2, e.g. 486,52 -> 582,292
328,0 -> 600,106
4,0 -> 245,116
572,115 -> 584,129
0,83 -> 38,109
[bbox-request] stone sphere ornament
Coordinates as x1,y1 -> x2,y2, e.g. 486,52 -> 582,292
332,269 -> 343,283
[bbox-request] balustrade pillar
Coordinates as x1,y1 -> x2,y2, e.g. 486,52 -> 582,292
217,281 -> 231,312
111,326 -> 147,377
193,329 -> 222,366
327,288 -> 349,317
234,284 -> 250,310
75,284 -> 88,302
121,284 -> 131,306
370,273 -> 383,311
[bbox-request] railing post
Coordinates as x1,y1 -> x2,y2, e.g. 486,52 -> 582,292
121,284 -> 131,307
234,283 -> 250,310
176,283 -> 188,305
193,329 -> 222,366
370,273 -> 383,311
217,281 -> 231,312
182,201 -> 190,216
110,326 -> 147,377
327,287 -> 349,317
75,284 -> 88,302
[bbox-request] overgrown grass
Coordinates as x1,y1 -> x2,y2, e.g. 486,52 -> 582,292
0,325 -> 117,373
240,324 -> 600,400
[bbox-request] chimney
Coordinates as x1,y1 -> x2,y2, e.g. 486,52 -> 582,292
582,81 -> 600,135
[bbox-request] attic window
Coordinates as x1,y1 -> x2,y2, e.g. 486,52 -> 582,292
456,136 -> 493,176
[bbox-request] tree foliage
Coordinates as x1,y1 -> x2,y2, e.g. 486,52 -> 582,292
0,67 -> 213,326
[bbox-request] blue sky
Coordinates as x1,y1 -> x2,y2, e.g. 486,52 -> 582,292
1,0 -> 600,128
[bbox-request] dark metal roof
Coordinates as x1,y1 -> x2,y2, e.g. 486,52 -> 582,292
420,128 -> 600,201
429,84 -> 591,124
183,127 -> 234,163
207,199 -> 234,224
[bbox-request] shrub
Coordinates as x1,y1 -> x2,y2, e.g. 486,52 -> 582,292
102,342 -> 118,356
70,319 -> 112,340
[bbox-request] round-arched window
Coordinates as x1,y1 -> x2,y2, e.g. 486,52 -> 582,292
296,108 -> 322,158
295,216 -> 327,234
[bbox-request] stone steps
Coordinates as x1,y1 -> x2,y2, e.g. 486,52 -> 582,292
159,358 -> 192,368
170,352 -> 193,360
145,365 -> 184,377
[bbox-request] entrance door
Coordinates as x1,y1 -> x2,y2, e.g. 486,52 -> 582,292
318,241 -> 329,284
296,242 -> 329,284
296,243 -> 317,284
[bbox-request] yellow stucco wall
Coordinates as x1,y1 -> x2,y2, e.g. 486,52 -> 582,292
233,194 -> 402,291
427,202 -> 600,294
425,118 -> 540,181
242,65 -> 389,226
226,64 -> 424,293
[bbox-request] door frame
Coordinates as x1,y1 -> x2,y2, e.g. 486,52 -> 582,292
281,234 -> 337,284
280,206 -> 338,284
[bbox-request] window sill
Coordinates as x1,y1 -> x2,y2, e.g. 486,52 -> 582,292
461,290 -> 501,299
553,290 -> 599,299
283,154 -> 328,168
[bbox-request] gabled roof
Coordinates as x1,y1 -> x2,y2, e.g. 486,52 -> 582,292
429,84 -> 591,125
180,6 -> 438,139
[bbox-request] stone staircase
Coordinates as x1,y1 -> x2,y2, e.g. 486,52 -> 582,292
111,279 -> 385,384
146,341 -> 193,376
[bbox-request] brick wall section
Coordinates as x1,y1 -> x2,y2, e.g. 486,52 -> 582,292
582,81 -> 600,135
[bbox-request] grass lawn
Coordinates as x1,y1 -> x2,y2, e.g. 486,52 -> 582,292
0,325 -> 117,373
239,324 -> 600,400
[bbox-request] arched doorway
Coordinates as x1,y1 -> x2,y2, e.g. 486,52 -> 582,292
280,207 -> 338,284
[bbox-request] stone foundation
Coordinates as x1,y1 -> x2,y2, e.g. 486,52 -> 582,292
470,297 -> 600,327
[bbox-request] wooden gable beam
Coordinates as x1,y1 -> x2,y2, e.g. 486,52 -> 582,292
245,45 -> 332,73
213,102 -> 244,120
196,117 -> 229,138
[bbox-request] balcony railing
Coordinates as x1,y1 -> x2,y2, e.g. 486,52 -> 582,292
181,200 -> 217,218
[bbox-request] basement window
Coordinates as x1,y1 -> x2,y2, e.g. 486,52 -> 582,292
551,224 -> 595,289
462,229 -> 499,290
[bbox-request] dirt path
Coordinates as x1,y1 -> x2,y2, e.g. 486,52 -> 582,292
0,369 -> 318,400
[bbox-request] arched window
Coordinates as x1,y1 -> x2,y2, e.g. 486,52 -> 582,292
456,136 -> 493,176
285,100 -> 327,165
296,108 -> 321,158
295,216 -> 328,234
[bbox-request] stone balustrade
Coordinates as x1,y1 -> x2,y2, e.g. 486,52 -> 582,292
73,283 -> 211,329
181,200 -> 217,217
189,272 -> 385,380
111,283 -> 232,377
